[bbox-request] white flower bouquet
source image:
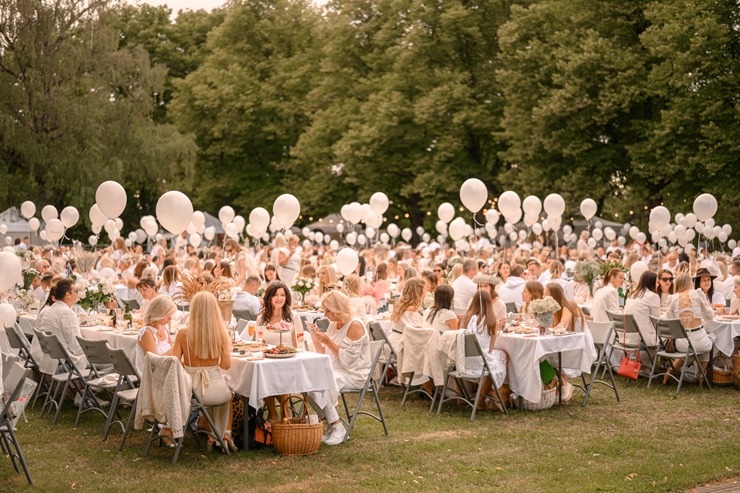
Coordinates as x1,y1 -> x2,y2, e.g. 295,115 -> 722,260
527,296 -> 561,316
291,277 -> 317,296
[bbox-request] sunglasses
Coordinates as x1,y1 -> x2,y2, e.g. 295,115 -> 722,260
433,269 -> 443,272
660,277 -> 674,282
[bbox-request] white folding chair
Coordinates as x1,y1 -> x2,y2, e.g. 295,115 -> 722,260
436,333 -> 508,420
367,321 -> 397,385
581,321 -> 620,406
339,341 -> 388,442
399,326 -> 434,406
75,337 -> 118,427
103,347 -> 140,449
605,311 -> 656,376
0,362 -> 34,484
233,309 -> 255,322
647,317 -> 711,393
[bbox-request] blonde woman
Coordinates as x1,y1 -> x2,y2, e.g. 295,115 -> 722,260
317,265 -> 337,296
171,292 -> 235,451
136,295 -> 176,381
307,291 -> 370,445
342,274 -> 366,317
224,238 -> 247,287
389,277 -> 431,392
158,265 -> 181,299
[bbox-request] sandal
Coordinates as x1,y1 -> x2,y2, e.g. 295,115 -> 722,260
222,431 -> 238,452
160,428 -> 175,449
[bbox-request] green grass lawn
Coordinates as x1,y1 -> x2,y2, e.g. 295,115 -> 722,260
1,381 -> 738,493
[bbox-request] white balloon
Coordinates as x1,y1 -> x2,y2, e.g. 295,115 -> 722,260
233,216 -> 246,236
340,205 -> 351,222
498,191 -> 521,220
401,228 -> 412,242
387,223 -> 400,238
315,232 -> 324,243
435,220 -> 447,235
549,215 -> 562,231
108,228 -> 120,241
630,261 -> 648,282
59,206 -> 79,228
604,227 -> 616,241
366,227 -> 376,238
156,191 -> 193,235
563,225 -> 573,235
459,178 -> 488,213
345,232 -> 356,245
508,232 -> 518,242
587,238 -> 597,248
504,223 -> 514,234
415,226 -> 424,237
522,196 -> 542,218
0,225 -> 5,236
20,201 -> 36,219
357,234 -> 367,246
336,223 -> 345,234
0,303 -> 17,328
449,217 -> 467,241
123,238 -> 132,248
728,239 -> 736,249
580,198 -> 597,220
523,214 -> 538,227
114,218 -> 124,232
249,208 -> 270,233
380,233 -> 390,244
301,227 -> 311,237
660,223 -> 671,237
635,232 -> 646,244
273,194 -> 301,229
41,205 -> 58,222
422,233 -> 430,243
4,236 -> 11,245
629,226 -> 640,240
542,219 -> 551,232
507,208 -> 523,225
592,228 -> 603,241
532,223 -> 543,235
683,213 -> 697,228
329,240 -> 339,250
133,229 -> 145,244
225,223 -> 239,239
695,222 -> 705,234
674,213 -> 685,224
192,211 -> 206,229
721,224 -> 732,236
336,248 -> 359,276
88,235 -> 98,246
437,203 -> 455,224
92,223 -> 103,235
685,229 -> 696,242
89,204 -> 107,227
188,233 -> 201,248
485,209 -> 500,225
104,219 -> 116,235
0,251 -> 21,292
345,202 -> 363,224
45,218 -> 65,242
667,231 -> 677,244
704,228 -> 715,240
369,192 -> 389,215
543,194 -> 565,217
96,181 -> 127,219
28,217 -> 40,231
692,193 -> 717,222
649,206 -> 670,229
186,222 -> 198,235
365,212 -> 383,229
219,206 -> 235,225
39,230 -> 48,241
204,226 -> 216,241
127,231 -> 137,242
718,232 -> 728,243
143,221 -> 158,237
594,221 -> 603,230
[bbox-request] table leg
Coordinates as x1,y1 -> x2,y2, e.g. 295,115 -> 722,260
242,395 -> 249,450
558,352 -> 562,406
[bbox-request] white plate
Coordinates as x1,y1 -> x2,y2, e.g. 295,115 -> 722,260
263,352 -> 297,359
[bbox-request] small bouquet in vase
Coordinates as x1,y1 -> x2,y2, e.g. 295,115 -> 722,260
528,296 -> 561,329
291,277 -> 317,306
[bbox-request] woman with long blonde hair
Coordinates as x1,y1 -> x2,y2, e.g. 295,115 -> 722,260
171,291 -> 235,451
389,277 -> 430,392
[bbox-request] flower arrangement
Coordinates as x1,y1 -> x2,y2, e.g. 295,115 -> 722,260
574,259 -> 601,288
175,274 -> 232,303
599,260 -> 627,278
14,288 -> 37,310
291,277 -> 317,296
78,278 -> 115,311
21,267 -> 39,291
527,296 -> 561,316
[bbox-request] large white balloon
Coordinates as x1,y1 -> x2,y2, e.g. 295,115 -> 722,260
522,196 -> 542,218
630,261 -> 648,282
41,205 -> 58,222
225,223 -> 239,239
96,181 -> 127,219
345,202 -> 363,224
28,217 -> 40,231
0,303 -> 17,328
273,194 -> 301,229
401,228 -> 412,242
204,226 -> 216,241
692,193 -> 717,222
189,233 -> 202,248
580,198 -> 597,220
649,206 -> 670,229
387,223 -> 400,238
249,208 -> 270,234
336,248 -> 359,276
543,194 -> 565,217
459,178 -> 488,213
88,235 -> 98,246
435,220 -> 447,235
60,206 -> 79,228
89,204 -> 107,227
498,191 -> 521,220
369,192 -> 389,215
437,203 -> 455,224
219,206 -> 235,225
0,251 -> 22,292
156,191 -> 193,235
485,209 -> 499,225
20,201 -> 36,219
45,218 -> 65,242
449,217 -> 467,241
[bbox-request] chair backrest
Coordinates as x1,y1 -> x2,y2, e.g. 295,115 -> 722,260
76,336 -> 113,367
505,302 -> 518,314
1,362 -> 29,416
32,328 -> 50,355
124,299 -> 140,311
606,310 -> 640,334
1,353 -> 20,381
40,332 -> 84,375
463,332 -> 485,358
6,323 -> 31,353
368,340 -> 384,370
233,309 -> 255,322
586,320 -> 615,346
235,319 -> 248,335
108,347 -> 141,382
653,317 -> 688,340
315,318 -> 330,332
176,304 -> 190,312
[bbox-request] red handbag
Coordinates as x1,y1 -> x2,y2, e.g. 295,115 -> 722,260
617,349 -> 641,380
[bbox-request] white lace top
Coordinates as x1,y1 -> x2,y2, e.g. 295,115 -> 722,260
666,290 -> 714,329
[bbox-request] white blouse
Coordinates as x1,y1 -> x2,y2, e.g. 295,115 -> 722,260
422,307 -> 457,332
325,317 -> 371,389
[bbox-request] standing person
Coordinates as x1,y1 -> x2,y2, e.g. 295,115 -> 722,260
171,291 -> 236,451
223,238 -> 248,287
590,268 -> 624,322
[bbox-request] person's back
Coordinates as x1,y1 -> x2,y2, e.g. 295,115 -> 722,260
498,265 -> 527,309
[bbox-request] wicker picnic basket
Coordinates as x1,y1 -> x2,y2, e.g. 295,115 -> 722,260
712,356 -> 733,387
271,397 -> 323,456
513,386 -> 557,411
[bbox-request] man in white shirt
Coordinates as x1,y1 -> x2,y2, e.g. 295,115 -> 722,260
233,276 -> 261,316
498,264 -> 527,310
451,259 -> 478,311
661,252 -> 679,273
526,259 -> 542,282
720,258 -> 740,300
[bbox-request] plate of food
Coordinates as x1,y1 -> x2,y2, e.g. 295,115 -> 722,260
263,345 -> 298,358
266,320 -> 294,333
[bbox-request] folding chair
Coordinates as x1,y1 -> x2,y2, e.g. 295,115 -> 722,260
74,337 -> 118,427
103,348 -> 140,449
232,309 -> 255,322
505,302 -> 518,314
35,331 -> 90,425
367,321 -> 397,386
123,299 -> 140,311
315,317 -> 330,332
581,321 -> 620,406
647,317 -> 711,393
235,319 -> 249,338
5,324 -> 46,404
399,326 -> 435,406
437,333 -> 508,420
339,341 -> 388,442
140,354 -> 230,464
0,362 -> 34,484
605,311 -> 656,377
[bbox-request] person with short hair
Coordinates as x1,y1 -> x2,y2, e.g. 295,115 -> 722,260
451,259 -> 478,311
38,279 -> 88,372
590,268 -> 624,323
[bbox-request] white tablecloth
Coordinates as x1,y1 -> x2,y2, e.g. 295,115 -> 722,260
495,332 -> 594,403
705,318 -> 740,357
79,325 -> 139,360
225,351 -> 338,411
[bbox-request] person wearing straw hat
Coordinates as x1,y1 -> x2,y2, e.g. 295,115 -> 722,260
693,267 -> 725,309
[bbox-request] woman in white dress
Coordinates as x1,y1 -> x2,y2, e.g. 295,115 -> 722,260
474,273 -> 506,323
308,291 -> 371,445
422,285 -> 458,332
342,274 -> 367,318
158,265 -> 181,300
656,269 -> 675,308
459,290 -> 507,411
590,268 -> 624,322
693,268 -> 726,309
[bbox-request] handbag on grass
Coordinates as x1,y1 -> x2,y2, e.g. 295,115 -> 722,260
617,349 -> 641,380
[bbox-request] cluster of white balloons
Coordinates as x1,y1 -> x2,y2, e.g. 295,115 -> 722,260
20,199 -> 80,243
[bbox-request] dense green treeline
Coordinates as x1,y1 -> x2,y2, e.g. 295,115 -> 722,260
0,0 -> 737,234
